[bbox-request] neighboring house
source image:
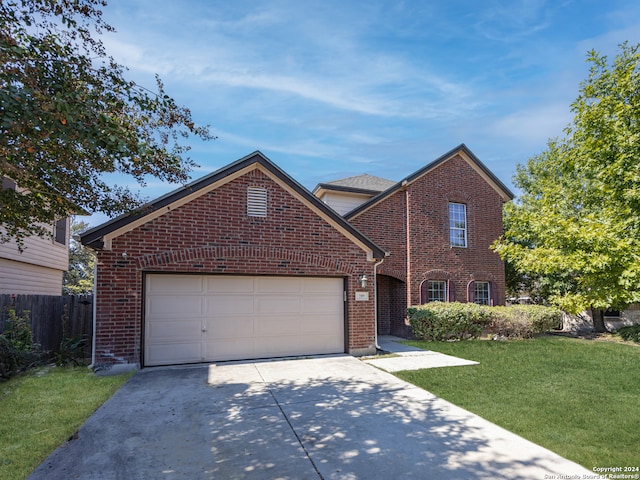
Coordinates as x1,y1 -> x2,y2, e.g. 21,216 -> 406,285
81,145 -> 513,369
313,174 -> 397,215
325,144 -> 514,336
80,152 -> 386,368
0,177 -> 70,295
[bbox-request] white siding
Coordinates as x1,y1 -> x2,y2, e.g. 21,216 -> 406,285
320,192 -> 374,215
0,219 -> 69,271
0,258 -> 63,295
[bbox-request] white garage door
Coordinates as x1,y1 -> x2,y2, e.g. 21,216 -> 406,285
144,274 -> 345,366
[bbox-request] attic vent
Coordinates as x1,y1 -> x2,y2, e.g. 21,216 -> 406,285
247,187 -> 267,217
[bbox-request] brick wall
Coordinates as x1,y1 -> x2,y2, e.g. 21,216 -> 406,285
94,168 -> 377,366
351,153 -> 507,334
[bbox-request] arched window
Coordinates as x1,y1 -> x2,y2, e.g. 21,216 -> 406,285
467,280 -> 498,306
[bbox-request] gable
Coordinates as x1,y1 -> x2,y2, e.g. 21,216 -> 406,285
81,152 -> 386,260
345,144 -> 513,220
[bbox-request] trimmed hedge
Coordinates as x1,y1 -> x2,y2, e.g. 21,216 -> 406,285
407,302 -> 561,341
486,305 -> 562,339
407,302 -> 492,341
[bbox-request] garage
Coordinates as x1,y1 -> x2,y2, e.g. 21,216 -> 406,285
144,274 -> 345,366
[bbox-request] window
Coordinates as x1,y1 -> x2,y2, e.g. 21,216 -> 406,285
474,281 -> 490,305
427,280 -> 447,302
449,202 -> 467,247
247,187 -> 267,217
54,217 -> 67,245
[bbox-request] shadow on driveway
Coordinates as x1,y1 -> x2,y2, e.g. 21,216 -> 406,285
28,356 -> 591,479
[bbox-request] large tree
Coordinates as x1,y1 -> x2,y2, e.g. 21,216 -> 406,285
493,42 -> 640,331
63,218 -> 94,295
1,0 -> 213,244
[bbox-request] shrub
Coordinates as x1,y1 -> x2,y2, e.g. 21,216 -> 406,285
407,302 -> 492,341
0,309 -> 43,380
617,324 -> 640,343
407,302 -> 562,342
487,305 -> 562,339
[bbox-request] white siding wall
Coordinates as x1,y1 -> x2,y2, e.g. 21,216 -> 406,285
0,218 -> 69,294
0,258 -> 63,295
320,192 -> 373,215
0,220 -> 69,271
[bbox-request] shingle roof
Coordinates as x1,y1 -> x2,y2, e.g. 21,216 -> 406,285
325,174 -> 396,191
314,174 -> 396,195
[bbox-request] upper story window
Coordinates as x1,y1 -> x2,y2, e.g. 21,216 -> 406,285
474,281 -> 491,305
247,187 -> 267,217
427,280 -> 447,302
449,202 -> 467,247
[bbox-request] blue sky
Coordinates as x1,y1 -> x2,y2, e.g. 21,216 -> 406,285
88,0 -> 640,225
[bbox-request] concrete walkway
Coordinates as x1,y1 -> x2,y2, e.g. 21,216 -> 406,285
29,355 -> 592,479
363,335 -> 479,372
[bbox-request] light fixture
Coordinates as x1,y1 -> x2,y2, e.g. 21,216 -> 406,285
358,274 -> 368,288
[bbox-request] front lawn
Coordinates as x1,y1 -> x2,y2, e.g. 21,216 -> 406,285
0,366 -> 132,480
395,336 -> 640,469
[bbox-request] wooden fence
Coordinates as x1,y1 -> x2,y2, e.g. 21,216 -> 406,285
0,294 -> 93,354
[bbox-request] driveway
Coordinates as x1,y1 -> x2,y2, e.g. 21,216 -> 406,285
29,355 -> 591,479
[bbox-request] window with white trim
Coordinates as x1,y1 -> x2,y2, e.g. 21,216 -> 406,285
247,187 -> 267,217
474,281 -> 491,305
449,202 -> 467,247
427,280 -> 447,302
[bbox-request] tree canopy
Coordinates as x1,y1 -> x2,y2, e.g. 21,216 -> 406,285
1,0 -> 214,244
493,42 -> 640,316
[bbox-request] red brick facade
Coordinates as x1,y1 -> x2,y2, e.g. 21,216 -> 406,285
91,166 -> 380,366
350,153 -> 508,335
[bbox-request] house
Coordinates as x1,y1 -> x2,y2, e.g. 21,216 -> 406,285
317,144 -> 514,336
80,152 -> 386,369
81,145 -> 513,369
0,177 -> 70,295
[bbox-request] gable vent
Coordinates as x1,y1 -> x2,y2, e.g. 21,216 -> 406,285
247,187 -> 267,217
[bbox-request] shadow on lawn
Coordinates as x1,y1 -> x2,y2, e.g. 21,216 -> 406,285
28,358 -> 583,480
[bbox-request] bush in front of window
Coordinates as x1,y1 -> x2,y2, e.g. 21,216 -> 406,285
407,303 -> 562,341
617,324 -> 640,343
407,302 -> 492,341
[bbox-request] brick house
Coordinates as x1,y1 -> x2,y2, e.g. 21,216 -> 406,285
81,152 -> 385,368
316,144 -> 514,337
81,145 -> 512,369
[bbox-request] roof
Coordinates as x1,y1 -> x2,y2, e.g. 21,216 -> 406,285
314,174 -> 397,196
80,151 -> 386,260
345,144 -> 515,220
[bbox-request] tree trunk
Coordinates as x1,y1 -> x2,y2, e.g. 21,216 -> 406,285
592,309 -> 609,333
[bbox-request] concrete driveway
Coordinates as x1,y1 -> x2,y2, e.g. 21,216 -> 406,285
29,355 -> 592,479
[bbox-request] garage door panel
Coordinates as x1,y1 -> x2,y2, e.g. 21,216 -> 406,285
206,316 -> 254,338
203,338 -> 255,361
147,295 -> 204,316
148,275 -> 204,293
301,278 -> 343,294
146,342 -> 202,366
206,276 -> 255,293
256,296 -> 301,314
145,275 -> 345,366
299,315 -> 343,335
206,296 -> 254,315
254,316 -> 299,336
255,277 -> 301,294
147,320 -> 203,342
301,296 -> 342,314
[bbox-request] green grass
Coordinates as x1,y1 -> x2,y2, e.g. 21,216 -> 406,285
0,366 -> 132,480
395,336 -> 640,469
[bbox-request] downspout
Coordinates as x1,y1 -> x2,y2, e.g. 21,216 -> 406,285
403,180 -> 411,308
88,258 -> 97,370
373,258 -> 385,350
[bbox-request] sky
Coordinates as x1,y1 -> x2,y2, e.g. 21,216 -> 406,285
87,0 -> 640,225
